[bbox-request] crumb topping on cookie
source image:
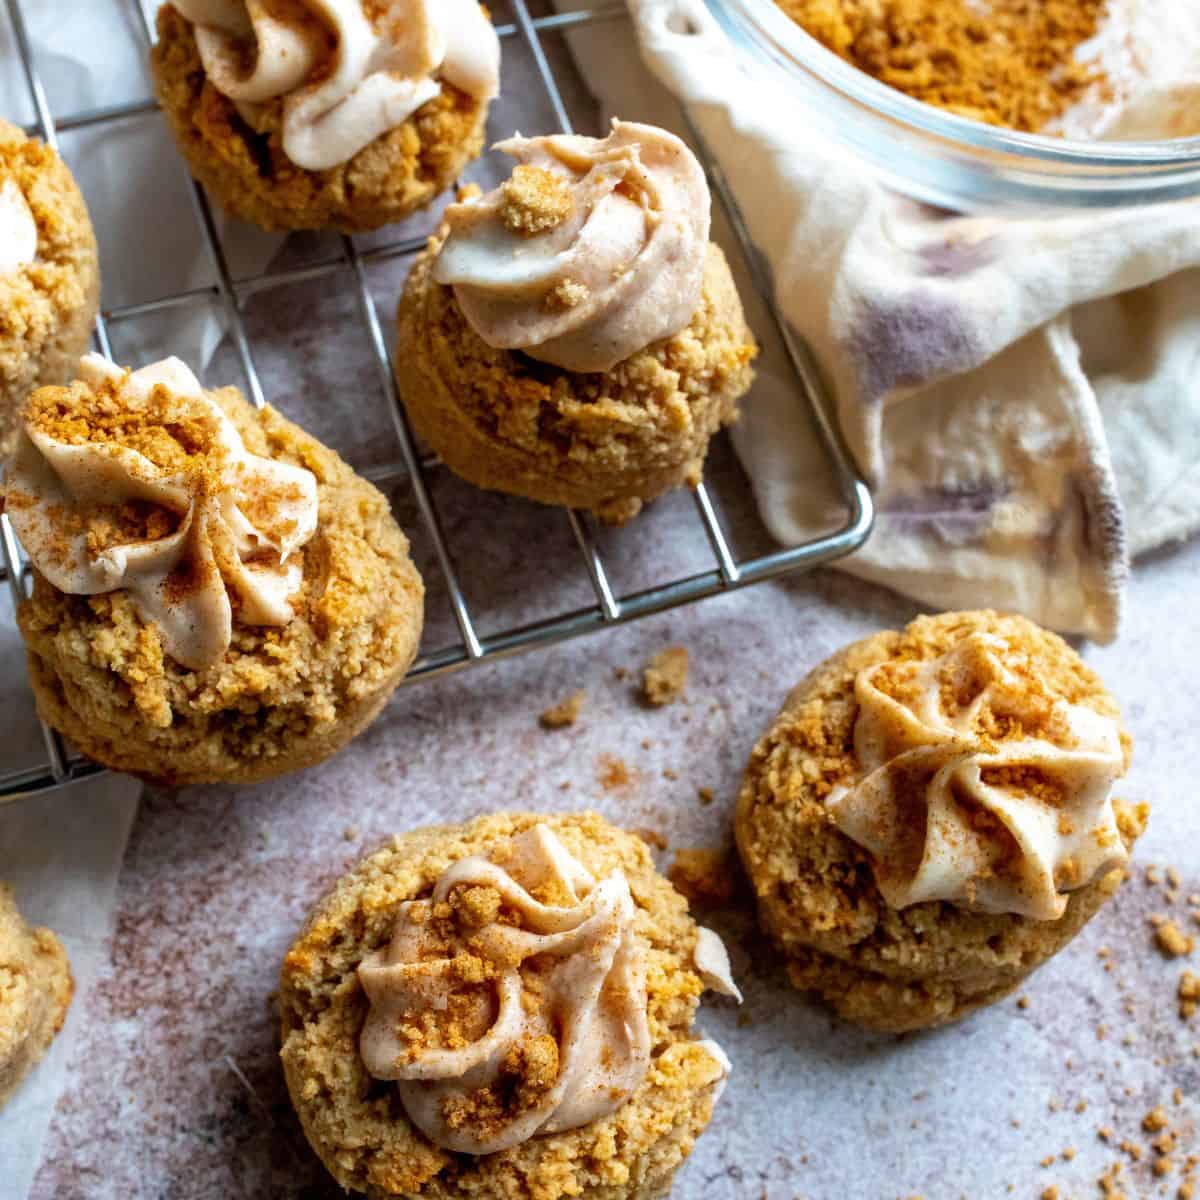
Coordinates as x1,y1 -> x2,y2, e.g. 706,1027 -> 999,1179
357,823 -> 656,1155
171,0 -> 499,171
500,165 -> 574,235
433,120 -> 711,373
827,629 -> 1128,920
7,354 -> 318,671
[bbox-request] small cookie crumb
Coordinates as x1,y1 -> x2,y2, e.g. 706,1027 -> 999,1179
539,690 -> 586,730
342,826 -> 358,842
597,754 -> 632,791
642,646 -> 689,707
1144,1107 -> 1170,1133
1156,921 -> 1196,959
548,279 -> 589,309
499,165 -> 572,234
697,786 -> 714,806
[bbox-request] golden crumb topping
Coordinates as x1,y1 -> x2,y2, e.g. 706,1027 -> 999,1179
776,0 -> 1106,133
499,165 -> 574,234
25,377 -> 226,475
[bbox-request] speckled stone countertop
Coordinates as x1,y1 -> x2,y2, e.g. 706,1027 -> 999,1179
22,532 -> 1200,1200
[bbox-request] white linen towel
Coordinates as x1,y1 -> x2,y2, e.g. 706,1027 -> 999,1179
563,0 -> 1200,642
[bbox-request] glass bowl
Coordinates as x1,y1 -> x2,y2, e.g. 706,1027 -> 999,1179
707,0 -> 1200,212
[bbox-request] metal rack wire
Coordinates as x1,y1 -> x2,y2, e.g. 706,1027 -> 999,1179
0,0 -> 872,800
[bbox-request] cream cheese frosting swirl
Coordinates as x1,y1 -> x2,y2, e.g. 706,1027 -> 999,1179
171,0 -> 500,171
358,824 -> 737,1155
6,355 -> 318,671
826,632 -> 1127,921
0,178 -> 37,277
432,120 -> 711,373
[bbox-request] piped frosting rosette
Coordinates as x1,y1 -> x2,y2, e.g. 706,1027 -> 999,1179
827,632 -> 1128,920
172,0 -> 500,171
358,824 -> 738,1155
433,120 -> 711,372
0,177 -> 37,277
6,355 -> 318,671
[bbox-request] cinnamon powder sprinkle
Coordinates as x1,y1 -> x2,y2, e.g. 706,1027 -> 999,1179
776,0 -> 1108,133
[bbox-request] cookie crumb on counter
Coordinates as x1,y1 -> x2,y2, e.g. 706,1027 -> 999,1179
697,786 -> 714,806
1156,920 -> 1195,959
668,847 -> 735,907
539,690 -> 586,730
597,754 -> 633,791
1144,1107 -> 1170,1133
642,646 -> 688,707
342,826 -> 358,842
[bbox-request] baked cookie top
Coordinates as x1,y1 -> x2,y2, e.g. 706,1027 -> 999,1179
0,119 -> 99,445
280,811 -> 737,1198
168,0 -> 499,171
9,354 -> 319,670
0,883 -> 73,1108
736,611 -> 1146,985
12,355 -> 423,734
0,119 -> 96,300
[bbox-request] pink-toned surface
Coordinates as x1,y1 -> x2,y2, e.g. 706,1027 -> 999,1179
26,534 -> 1200,1199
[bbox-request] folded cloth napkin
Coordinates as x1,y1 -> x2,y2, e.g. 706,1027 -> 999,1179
561,0 -> 1200,642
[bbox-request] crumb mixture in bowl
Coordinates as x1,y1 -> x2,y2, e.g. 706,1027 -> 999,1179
778,0 -> 1105,132
712,0 -> 1200,208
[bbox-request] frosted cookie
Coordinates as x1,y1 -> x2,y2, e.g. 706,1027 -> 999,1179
0,120 -> 99,456
150,1 -> 500,232
280,811 -> 740,1197
0,884 -> 73,1109
8,354 -> 424,787
395,121 -> 757,524
735,610 -> 1148,1033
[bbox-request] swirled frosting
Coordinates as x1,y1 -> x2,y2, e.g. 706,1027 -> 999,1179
0,179 -> 37,277
6,354 -> 318,671
826,632 -> 1127,920
432,120 -> 711,372
172,0 -> 500,171
358,824 -> 736,1155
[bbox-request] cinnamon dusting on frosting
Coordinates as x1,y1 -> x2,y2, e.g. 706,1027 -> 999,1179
7,356 -> 319,671
827,629 -> 1129,920
357,823 -> 740,1156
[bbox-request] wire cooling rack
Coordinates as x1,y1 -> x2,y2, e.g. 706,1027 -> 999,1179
0,0 -> 872,800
